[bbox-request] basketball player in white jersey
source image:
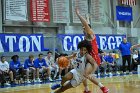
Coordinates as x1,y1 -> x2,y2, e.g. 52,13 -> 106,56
51,40 -> 98,93
75,8 -> 109,93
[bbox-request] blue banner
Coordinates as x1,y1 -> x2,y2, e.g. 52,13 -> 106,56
116,6 -> 133,21
57,34 -> 126,51
0,34 -> 44,52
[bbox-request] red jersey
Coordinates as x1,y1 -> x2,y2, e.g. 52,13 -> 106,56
90,37 -> 101,66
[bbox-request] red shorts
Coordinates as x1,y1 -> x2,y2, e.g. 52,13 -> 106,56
90,37 -> 101,66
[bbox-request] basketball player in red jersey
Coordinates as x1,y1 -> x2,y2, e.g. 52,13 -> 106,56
75,8 -> 109,93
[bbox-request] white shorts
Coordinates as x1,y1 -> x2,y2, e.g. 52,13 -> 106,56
26,68 -> 34,73
70,69 -> 85,87
39,68 -> 44,73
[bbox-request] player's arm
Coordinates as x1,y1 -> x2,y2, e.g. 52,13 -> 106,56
131,44 -> 140,49
75,8 -> 95,38
65,53 -> 77,60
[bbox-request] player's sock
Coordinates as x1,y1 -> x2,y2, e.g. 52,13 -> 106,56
98,82 -> 104,88
84,86 -> 89,92
98,83 -> 109,93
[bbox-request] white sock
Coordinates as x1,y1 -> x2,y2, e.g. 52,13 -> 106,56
98,83 -> 104,88
84,86 -> 89,92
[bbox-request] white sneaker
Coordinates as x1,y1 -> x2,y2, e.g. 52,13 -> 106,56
129,72 -> 133,75
98,73 -> 100,76
104,72 -> 108,76
58,76 -> 62,80
36,78 -> 42,82
123,72 -> 126,76
33,79 -> 37,82
5,83 -> 10,86
116,72 -> 120,75
27,80 -> 31,83
109,72 -> 113,77
49,77 -> 53,82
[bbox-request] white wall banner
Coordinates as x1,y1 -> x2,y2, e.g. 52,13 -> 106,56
0,34 -> 44,52
90,0 -> 106,24
52,0 -> 70,23
5,0 -> 27,21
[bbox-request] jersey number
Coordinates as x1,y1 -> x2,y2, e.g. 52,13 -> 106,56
77,63 -> 80,68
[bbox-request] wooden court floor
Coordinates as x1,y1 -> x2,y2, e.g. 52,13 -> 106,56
0,74 -> 140,93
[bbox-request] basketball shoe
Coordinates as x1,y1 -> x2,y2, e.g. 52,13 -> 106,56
51,84 -> 61,90
100,87 -> 109,93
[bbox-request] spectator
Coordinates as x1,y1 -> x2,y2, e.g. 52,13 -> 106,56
100,52 -> 108,76
45,51 -> 59,80
10,55 -> 24,83
119,38 -> 132,74
131,50 -> 139,71
0,56 -> 14,87
24,54 -> 36,83
105,52 -> 118,75
34,53 -> 53,82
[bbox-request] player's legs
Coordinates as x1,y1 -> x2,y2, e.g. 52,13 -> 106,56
52,68 -> 84,91
51,71 -> 73,90
85,63 -> 99,85
58,68 -> 62,80
43,67 -> 53,81
82,79 -> 91,93
50,66 -> 59,79
85,63 -> 109,93
61,71 -> 73,86
54,81 -> 73,93
30,67 -> 36,81
36,68 -> 40,79
25,69 -> 30,83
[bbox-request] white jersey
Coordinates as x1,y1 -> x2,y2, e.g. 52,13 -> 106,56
0,61 -> 9,71
72,52 -> 86,75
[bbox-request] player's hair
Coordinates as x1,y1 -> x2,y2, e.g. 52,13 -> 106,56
1,56 -> 5,59
78,40 -> 92,53
82,24 -> 91,29
47,51 -> 52,54
38,53 -> 43,57
29,54 -> 34,58
11,55 -> 19,60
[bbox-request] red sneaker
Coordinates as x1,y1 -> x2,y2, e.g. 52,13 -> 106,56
83,90 -> 91,93
100,87 -> 109,93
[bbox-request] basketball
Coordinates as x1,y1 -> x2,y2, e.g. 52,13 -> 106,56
58,56 -> 69,68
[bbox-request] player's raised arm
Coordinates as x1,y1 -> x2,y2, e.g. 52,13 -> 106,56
75,8 -> 94,36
